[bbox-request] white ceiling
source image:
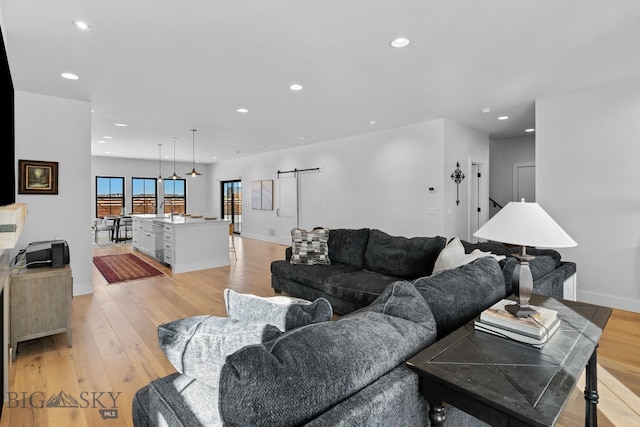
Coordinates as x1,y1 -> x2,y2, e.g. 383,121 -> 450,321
2,1 -> 640,164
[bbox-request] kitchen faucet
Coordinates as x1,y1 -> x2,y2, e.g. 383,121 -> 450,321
159,200 -> 175,220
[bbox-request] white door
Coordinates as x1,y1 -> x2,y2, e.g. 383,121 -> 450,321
277,173 -> 298,241
470,164 -> 480,242
513,162 -> 535,202
469,162 -> 488,242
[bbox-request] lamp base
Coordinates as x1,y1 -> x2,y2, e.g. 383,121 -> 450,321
505,303 -> 539,318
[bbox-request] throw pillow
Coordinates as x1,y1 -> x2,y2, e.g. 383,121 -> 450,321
326,228 -> 370,267
223,289 -> 333,331
433,237 -> 505,273
363,230 -> 447,279
290,227 -> 331,265
158,315 -> 281,387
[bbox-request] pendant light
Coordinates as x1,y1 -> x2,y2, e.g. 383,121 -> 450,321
157,143 -> 163,182
166,137 -> 181,180
186,128 -> 202,177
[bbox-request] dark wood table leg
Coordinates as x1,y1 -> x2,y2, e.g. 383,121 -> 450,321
584,345 -> 599,427
428,400 -> 446,426
113,218 -> 121,242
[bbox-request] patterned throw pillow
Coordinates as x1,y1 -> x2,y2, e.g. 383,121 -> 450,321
290,228 -> 331,265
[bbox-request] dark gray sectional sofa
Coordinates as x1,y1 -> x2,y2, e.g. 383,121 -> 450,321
132,228 -> 577,426
271,228 -> 576,315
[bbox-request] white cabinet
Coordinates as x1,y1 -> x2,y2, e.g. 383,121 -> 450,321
163,224 -> 174,265
132,218 -> 163,261
132,215 -> 230,273
132,218 -> 144,248
162,221 -> 230,273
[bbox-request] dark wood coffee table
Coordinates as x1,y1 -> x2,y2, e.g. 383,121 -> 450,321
406,295 -> 611,427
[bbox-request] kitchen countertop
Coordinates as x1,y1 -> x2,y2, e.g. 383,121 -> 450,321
131,214 -> 227,226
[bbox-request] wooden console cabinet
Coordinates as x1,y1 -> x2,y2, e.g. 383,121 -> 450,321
9,265 -> 72,361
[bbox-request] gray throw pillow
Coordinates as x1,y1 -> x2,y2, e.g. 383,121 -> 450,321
224,289 -> 333,331
363,229 -> 446,279
327,228 -> 370,267
158,315 -> 281,387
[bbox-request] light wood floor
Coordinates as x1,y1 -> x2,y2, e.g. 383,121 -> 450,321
1,237 -> 638,426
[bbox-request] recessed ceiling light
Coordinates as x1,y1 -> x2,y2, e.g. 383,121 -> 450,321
103,136 -> 112,139
481,108 -> 491,114
104,151 -> 111,154
237,108 -> 248,113
73,20 -> 91,30
525,128 -> 535,133
61,72 -> 79,80
498,116 -> 509,120
368,120 -> 377,125
212,156 -> 217,159
289,83 -> 303,91
114,123 -> 128,127
390,37 -> 410,48
98,140 -> 107,144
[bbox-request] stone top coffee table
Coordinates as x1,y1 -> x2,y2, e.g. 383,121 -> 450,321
406,295 -> 611,427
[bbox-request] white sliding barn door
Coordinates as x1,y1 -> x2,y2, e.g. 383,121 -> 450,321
277,173 -> 298,241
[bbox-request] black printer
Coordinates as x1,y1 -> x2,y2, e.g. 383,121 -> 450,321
25,240 -> 70,268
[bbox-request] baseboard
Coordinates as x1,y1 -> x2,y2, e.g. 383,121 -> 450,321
240,232 -> 290,246
577,289 -> 640,313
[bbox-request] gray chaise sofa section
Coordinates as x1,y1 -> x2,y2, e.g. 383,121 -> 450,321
271,228 -> 577,315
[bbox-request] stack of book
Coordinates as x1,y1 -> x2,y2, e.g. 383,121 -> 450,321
475,299 -> 560,348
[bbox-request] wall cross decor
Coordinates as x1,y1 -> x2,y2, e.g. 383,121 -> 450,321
450,162 -> 465,205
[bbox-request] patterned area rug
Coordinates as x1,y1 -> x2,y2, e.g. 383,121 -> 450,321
93,253 -> 163,284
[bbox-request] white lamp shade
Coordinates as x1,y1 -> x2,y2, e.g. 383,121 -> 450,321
473,200 -> 577,248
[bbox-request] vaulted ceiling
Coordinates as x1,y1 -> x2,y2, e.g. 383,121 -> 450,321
2,1 -> 639,163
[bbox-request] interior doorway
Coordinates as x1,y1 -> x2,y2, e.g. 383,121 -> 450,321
469,162 -> 488,242
513,162 -> 536,202
221,180 -> 242,234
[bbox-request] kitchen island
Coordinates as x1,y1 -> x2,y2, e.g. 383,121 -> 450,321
131,214 -> 230,273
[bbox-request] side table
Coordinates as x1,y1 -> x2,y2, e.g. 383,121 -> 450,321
10,265 -> 73,361
406,295 -> 611,427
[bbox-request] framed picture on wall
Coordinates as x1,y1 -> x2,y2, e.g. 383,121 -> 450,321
18,159 -> 59,195
251,179 -> 274,210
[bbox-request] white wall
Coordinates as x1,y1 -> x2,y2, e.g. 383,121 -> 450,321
489,135 -> 535,214
443,120 -> 491,240
209,120 -> 447,243
14,91 -> 93,296
537,78 -> 640,312
91,156 -> 212,217
209,118 -> 488,244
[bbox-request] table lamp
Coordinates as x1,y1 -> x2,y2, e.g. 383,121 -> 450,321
473,199 -> 577,317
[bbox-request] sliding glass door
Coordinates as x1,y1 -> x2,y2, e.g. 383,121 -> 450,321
221,180 -> 242,233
